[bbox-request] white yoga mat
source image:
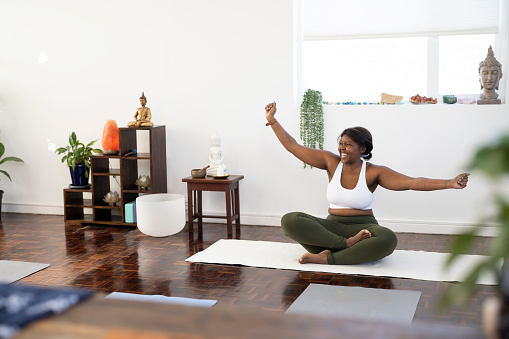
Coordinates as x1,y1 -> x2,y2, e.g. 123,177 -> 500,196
286,283 -> 421,325
106,292 -> 217,308
0,260 -> 50,283
185,239 -> 497,285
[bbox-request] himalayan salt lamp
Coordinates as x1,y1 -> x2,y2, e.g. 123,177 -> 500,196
102,120 -> 119,154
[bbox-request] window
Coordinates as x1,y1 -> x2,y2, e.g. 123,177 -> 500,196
299,0 -> 506,103
303,35 -> 496,103
303,38 -> 427,103
439,35 -> 496,95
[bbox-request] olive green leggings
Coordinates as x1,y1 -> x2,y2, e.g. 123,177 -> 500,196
281,212 -> 397,265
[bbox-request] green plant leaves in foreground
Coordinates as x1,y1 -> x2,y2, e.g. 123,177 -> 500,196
469,133 -> 509,179
442,131 -> 509,308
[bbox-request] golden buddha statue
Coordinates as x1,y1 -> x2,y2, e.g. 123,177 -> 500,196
128,92 -> 154,127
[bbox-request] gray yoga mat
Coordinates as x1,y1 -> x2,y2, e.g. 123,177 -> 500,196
286,283 -> 421,325
0,260 -> 50,283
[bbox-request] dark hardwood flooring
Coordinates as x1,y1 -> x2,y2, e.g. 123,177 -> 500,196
0,213 -> 497,331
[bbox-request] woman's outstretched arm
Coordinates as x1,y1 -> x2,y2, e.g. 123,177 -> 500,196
375,165 -> 469,191
265,102 -> 337,171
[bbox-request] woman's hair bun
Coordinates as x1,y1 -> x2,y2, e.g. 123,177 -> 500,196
361,152 -> 372,160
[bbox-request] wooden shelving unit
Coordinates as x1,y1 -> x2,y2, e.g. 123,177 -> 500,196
63,125 -> 167,226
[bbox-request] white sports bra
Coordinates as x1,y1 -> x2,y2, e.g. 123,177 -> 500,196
327,160 -> 374,210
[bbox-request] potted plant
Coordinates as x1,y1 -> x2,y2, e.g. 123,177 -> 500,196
55,132 -> 103,187
442,132 -> 509,338
300,89 -> 324,168
0,142 -> 24,218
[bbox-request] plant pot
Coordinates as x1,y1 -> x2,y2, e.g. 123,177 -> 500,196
483,260 -> 509,339
0,190 -> 3,220
499,260 -> 509,339
69,164 -> 89,187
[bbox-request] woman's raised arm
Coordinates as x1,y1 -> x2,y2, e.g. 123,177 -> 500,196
265,102 -> 336,171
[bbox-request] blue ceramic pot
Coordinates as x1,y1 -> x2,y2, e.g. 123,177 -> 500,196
69,164 -> 89,187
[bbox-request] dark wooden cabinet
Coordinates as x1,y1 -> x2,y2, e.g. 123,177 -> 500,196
63,125 -> 167,226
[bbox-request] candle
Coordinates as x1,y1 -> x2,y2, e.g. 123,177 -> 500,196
217,167 -> 224,176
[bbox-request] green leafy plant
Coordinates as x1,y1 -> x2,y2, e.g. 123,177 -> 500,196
55,132 -> 103,178
442,132 -> 509,308
0,142 -> 23,181
300,89 -> 324,168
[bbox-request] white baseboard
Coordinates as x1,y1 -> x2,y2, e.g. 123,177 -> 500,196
2,203 -> 499,236
2,203 -> 63,215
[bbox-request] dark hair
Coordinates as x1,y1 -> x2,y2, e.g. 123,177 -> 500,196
339,126 -> 373,160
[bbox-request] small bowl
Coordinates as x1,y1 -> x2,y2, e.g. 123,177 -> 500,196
191,168 -> 206,178
443,95 -> 457,104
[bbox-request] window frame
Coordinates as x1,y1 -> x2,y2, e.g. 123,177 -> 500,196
294,0 -> 508,105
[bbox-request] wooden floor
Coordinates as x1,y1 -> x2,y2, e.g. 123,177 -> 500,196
0,213 -> 496,331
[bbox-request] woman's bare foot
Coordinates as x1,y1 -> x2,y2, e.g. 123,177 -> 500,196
346,229 -> 371,247
298,249 -> 331,264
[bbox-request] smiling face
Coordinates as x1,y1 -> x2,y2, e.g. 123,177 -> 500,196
338,135 -> 366,163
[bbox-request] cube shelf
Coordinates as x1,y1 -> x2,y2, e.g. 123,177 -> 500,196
63,125 -> 167,226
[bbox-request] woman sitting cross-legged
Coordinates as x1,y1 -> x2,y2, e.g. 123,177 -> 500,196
265,102 -> 469,265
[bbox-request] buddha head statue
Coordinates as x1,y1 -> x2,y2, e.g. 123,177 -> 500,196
478,46 -> 503,100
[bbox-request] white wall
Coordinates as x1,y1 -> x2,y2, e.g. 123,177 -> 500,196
1,0 -> 508,235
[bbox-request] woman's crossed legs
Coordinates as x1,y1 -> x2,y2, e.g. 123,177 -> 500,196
281,212 -> 397,265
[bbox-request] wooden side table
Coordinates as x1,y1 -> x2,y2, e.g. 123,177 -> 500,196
182,175 -> 244,236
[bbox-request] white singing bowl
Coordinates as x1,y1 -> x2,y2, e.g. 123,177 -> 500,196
136,193 -> 186,237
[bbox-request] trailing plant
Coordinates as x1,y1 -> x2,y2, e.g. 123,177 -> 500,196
55,132 -> 103,178
442,132 -> 509,308
0,142 -> 23,182
300,89 -> 324,168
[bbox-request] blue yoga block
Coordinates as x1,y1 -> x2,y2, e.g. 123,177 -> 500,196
125,201 -> 137,223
